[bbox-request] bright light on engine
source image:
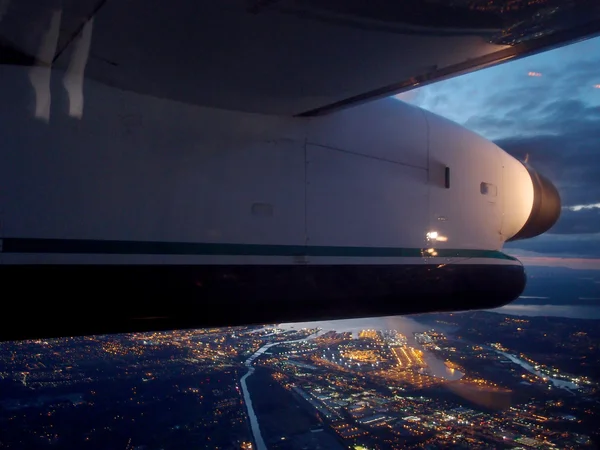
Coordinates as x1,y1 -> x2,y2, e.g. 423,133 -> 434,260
498,149 -> 536,240
427,231 -> 448,242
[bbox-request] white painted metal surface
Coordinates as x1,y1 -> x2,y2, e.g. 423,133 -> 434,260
306,98 -> 428,169
305,144 -> 428,249
426,111 -> 504,250
0,64 -> 534,265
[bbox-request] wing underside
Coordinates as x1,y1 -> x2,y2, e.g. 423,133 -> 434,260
2,0 -> 600,116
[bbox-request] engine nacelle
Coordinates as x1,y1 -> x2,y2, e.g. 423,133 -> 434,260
0,65 -> 559,340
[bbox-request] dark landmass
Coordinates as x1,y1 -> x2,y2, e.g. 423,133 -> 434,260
246,367 -> 345,449
414,310 -> 600,380
0,331 -> 254,450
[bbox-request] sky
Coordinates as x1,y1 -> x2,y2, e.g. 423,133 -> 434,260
397,36 -> 600,269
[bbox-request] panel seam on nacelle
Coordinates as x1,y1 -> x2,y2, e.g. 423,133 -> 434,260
306,142 -> 428,171
422,108 -> 432,249
303,135 -> 309,253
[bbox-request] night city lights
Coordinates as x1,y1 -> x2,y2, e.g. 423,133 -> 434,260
1,311 -> 598,449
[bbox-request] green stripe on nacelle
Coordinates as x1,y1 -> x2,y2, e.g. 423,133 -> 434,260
2,238 -> 518,261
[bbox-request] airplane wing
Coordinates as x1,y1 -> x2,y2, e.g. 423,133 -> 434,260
2,0 -> 600,116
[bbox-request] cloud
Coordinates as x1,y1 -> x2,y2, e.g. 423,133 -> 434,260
394,90 -> 419,103
403,37 -> 600,257
552,207 -> 600,234
494,101 -> 600,208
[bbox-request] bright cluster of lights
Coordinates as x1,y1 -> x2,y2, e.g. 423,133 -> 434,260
426,231 -> 448,243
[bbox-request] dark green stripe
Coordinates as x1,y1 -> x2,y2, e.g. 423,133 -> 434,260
1,238 -> 517,261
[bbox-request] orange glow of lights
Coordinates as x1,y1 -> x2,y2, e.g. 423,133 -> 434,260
528,72 -> 542,77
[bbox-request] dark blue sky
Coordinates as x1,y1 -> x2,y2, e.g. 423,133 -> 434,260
398,36 -> 600,268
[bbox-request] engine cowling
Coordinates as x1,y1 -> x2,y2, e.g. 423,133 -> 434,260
507,164 -> 561,241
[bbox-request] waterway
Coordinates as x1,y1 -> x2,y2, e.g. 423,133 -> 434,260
495,350 -> 579,393
488,304 -> 600,319
240,367 -> 266,450
241,319 -> 465,448
240,333 -> 319,450
422,352 -> 463,381
280,316 -> 463,380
